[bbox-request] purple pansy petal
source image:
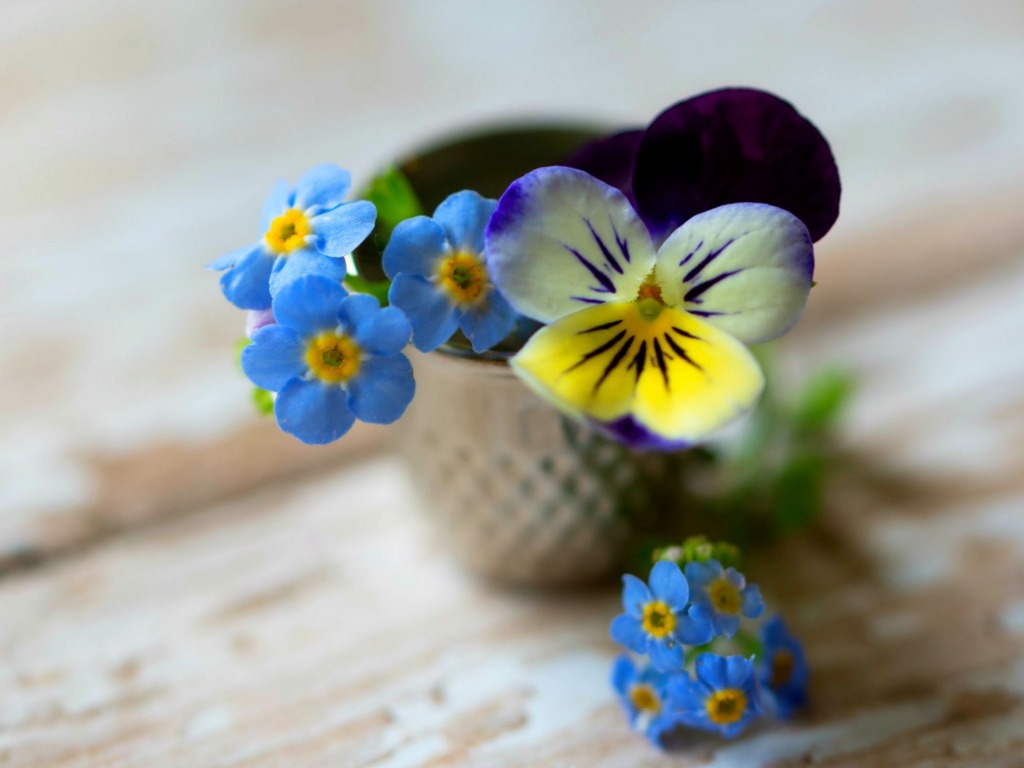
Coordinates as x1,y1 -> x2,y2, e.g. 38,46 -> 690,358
695,653 -> 728,689
274,378 -> 355,445
648,560 -> 689,611
597,415 -> 691,452
350,304 -> 411,357
292,164 -> 352,214
241,325 -> 306,391
647,638 -> 685,672
610,614 -> 647,653
676,614 -> 715,647
742,585 -> 764,618
633,87 -> 841,243
656,203 -> 814,344
382,216 -> 448,279
486,166 -> 655,323
272,275 -> 348,336
458,291 -> 518,353
209,242 -> 260,272
313,200 -> 377,258
621,574 -> 653,616
346,354 -> 415,424
388,274 -> 459,352
432,190 -> 496,254
563,129 -> 643,203
260,179 -> 291,230
268,248 -> 347,296
219,246 -> 274,310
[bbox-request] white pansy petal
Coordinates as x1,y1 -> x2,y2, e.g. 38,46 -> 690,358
487,166 -> 656,323
656,203 -> 814,344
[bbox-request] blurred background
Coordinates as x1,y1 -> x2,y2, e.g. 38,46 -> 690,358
3,1 -> 1024,765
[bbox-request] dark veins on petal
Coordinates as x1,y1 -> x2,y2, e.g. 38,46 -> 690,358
632,88 -> 841,243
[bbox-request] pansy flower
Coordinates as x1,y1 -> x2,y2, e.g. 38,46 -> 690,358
610,655 -> 679,747
210,164 -> 377,310
758,615 -> 809,719
670,653 -> 762,738
567,87 -> 840,244
685,559 -> 764,638
610,560 -> 713,671
384,190 -> 517,353
241,275 -> 414,444
487,167 -> 813,450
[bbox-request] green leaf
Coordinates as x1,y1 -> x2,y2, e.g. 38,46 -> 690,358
794,368 -> 855,432
772,453 -> 825,533
252,386 -> 274,416
344,274 -> 391,306
353,166 -> 424,281
235,337 -> 252,370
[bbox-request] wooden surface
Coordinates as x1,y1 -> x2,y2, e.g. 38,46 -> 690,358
3,1 -> 1024,765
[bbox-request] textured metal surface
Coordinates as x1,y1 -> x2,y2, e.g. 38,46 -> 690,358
395,349 -> 690,586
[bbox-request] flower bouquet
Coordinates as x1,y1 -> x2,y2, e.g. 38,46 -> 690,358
209,87 -> 847,586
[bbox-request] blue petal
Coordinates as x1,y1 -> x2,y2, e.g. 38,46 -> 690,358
346,301 -> 411,356
241,326 -> 306,391
724,567 -> 746,587
312,201 -> 377,258
610,655 -> 637,696
666,672 -> 704,708
724,656 -> 754,689
621,574 -> 652,617
742,585 -> 765,618
346,355 -> 415,424
292,164 -> 352,214
272,275 -> 348,336
220,246 -> 274,310
209,242 -> 260,272
458,291 -> 517,353
432,190 -> 496,253
388,274 -> 459,352
274,378 -> 355,445
647,639 -> 685,673
261,179 -> 291,231
648,560 -> 689,611
688,599 -> 714,624
684,560 -> 720,586
382,216 -> 447,278
609,614 -> 646,653
695,653 -> 728,689
675,615 -> 714,646
714,613 -> 742,639
268,249 -> 347,296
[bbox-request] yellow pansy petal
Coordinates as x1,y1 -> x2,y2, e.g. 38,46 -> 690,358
511,302 -> 764,446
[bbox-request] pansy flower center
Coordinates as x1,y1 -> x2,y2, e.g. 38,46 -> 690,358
771,649 -> 795,688
635,276 -> 666,321
265,208 -> 312,254
641,600 -> 677,638
437,250 -> 489,306
709,577 -> 742,615
305,331 -> 361,383
628,683 -> 661,714
705,688 -> 747,725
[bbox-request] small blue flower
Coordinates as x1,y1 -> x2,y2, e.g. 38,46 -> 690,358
610,655 -> 679,747
610,560 -> 714,672
210,164 -> 377,310
758,615 -> 809,719
669,654 -> 762,738
383,190 -> 517,353
685,559 -> 764,638
241,276 -> 414,444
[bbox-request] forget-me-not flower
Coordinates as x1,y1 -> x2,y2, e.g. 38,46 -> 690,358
685,559 -> 764,638
610,655 -> 679,747
670,653 -> 762,738
383,190 -> 517,353
210,164 -> 376,310
241,276 -> 413,444
758,615 -> 808,719
610,560 -> 713,671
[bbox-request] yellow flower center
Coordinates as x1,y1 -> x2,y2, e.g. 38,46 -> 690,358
641,601 -> 677,638
437,250 -> 489,306
705,688 -> 747,725
265,208 -> 312,254
709,578 -> 742,615
628,683 -> 661,714
305,332 -> 361,383
771,649 -> 795,688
